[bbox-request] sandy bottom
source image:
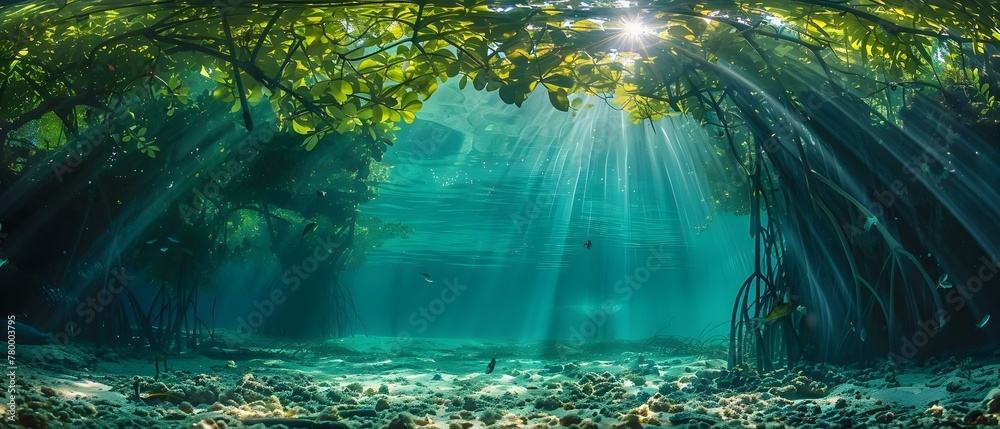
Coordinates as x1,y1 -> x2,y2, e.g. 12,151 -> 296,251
3,333 -> 1000,428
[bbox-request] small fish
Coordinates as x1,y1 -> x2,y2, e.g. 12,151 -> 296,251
317,190 -> 327,197
860,328 -> 867,342
159,247 -> 168,252
106,63 -> 115,71
936,274 -> 952,289
420,272 -> 433,283
167,236 -> 181,244
849,321 -> 855,332
145,239 -> 157,244
302,222 -> 318,239
864,215 -> 877,232
486,357 -> 496,374
139,392 -> 185,402
0,258 -> 8,268
583,239 -> 592,250
752,303 -> 807,331
977,314 -> 990,329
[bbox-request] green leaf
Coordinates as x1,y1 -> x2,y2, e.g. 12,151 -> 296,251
386,66 -> 406,82
550,28 -> 567,45
333,80 -> 353,103
571,19 -> 603,31
548,88 -> 569,112
310,81 -> 331,98
499,84 -> 516,104
358,58 -> 385,73
543,74 -> 574,89
304,134 -> 320,151
667,25 -> 693,40
356,107 -> 373,120
403,100 -> 422,112
343,103 -> 358,117
445,61 -> 461,78
336,120 -> 354,133
473,72 -> 487,91
773,45 -> 795,57
292,119 -> 314,134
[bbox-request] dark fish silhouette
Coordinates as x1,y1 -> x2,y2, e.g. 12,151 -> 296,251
420,272 -> 433,283
317,190 -> 327,197
243,237 -> 252,249
486,357 -> 496,374
583,239 -> 592,249
302,222 -> 318,239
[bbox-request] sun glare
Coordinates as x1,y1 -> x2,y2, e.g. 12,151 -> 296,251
614,16 -> 653,52
622,18 -> 650,38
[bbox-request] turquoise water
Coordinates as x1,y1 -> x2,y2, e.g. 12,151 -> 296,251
193,80 -> 758,345
349,82 -> 755,342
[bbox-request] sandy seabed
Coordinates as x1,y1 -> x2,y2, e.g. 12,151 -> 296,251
3,333 -> 1000,429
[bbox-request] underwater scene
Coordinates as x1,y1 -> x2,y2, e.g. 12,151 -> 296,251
1,0 -> 1000,428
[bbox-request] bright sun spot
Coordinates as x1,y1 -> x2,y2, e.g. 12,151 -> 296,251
622,18 -> 650,38
615,16 -> 653,51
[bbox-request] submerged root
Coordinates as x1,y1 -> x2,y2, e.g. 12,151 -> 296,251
645,329 -> 728,359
